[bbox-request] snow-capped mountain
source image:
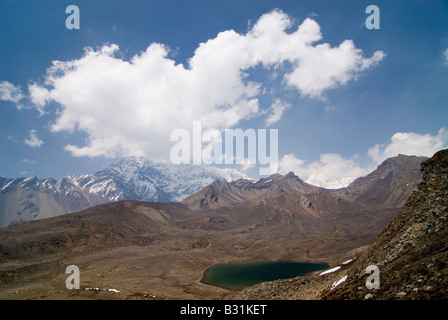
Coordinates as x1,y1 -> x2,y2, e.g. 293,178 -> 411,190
0,157 -> 249,227
66,157 -> 249,202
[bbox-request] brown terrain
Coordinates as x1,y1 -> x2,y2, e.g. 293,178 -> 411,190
0,154 -> 431,300
234,149 -> 448,300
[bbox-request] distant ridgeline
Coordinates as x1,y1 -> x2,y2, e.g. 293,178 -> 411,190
0,157 -> 248,228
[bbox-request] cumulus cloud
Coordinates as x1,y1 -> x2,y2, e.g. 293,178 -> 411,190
280,128 -> 448,189
0,81 -> 24,106
279,153 -> 370,189
28,83 -> 50,114
0,81 -> 46,114
284,39 -> 385,99
24,129 -> 44,148
368,128 -> 448,164
21,9 -> 383,161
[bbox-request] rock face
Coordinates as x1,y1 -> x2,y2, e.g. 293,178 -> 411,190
233,149 -> 448,300
322,148 -> 448,299
345,154 -> 427,208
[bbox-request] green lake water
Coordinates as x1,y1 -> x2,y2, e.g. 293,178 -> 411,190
201,261 -> 329,290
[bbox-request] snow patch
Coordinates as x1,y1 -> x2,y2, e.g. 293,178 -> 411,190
319,266 -> 341,275
1,180 -> 14,191
331,275 -> 348,290
22,176 -> 34,183
85,287 -> 120,293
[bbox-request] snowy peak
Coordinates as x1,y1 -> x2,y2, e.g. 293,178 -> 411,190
0,158 -> 249,227
79,156 -> 250,202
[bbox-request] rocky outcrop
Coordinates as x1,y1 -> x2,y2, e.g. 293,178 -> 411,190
322,148 -> 448,299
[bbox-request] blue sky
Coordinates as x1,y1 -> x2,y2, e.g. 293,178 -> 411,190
1,0 -> 447,188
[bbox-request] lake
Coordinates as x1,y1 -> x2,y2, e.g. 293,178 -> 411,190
201,261 -> 329,290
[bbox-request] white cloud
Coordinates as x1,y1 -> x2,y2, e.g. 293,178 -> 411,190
265,99 -> 290,126
28,83 -> 50,115
304,154 -> 370,189
0,81 -> 46,114
279,153 -> 370,189
444,48 -> 448,64
368,128 -> 448,164
22,9 -> 383,161
0,81 -> 24,106
278,153 -> 305,175
284,39 -> 385,99
24,129 -> 44,148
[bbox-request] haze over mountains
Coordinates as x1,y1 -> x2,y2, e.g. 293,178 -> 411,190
0,153 -> 431,299
0,157 -> 248,228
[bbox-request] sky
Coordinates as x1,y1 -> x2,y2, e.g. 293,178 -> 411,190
1,0 -> 448,188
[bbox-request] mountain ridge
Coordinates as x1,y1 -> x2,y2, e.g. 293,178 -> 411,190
0,157 -> 248,228
182,154 -> 427,217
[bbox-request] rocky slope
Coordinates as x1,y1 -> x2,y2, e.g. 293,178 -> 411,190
233,149 -> 448,300
322,148 -> 448,300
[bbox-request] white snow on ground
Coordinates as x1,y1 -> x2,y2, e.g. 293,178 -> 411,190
319,266 -> 341,275
342,259 -> 353,265
331,275 -> 348,290
85,287 -> 120,293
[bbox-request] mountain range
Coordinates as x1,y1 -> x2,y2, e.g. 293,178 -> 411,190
183,154 -> 426,237
0,157 -> 248,228
184,154 -> 425,213
0,153 -> 431,300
